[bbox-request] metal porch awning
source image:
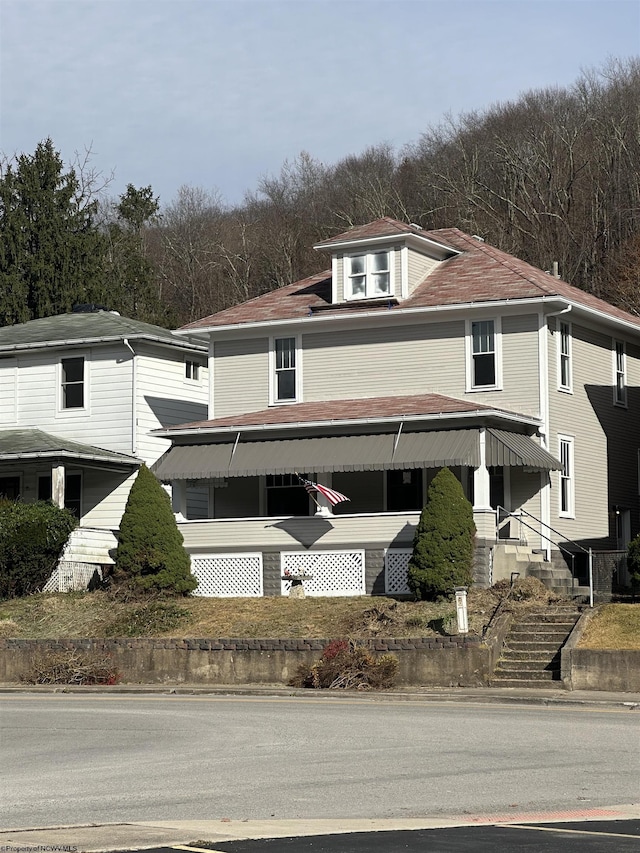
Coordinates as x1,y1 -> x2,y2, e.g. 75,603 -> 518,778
152,429 -> 561,481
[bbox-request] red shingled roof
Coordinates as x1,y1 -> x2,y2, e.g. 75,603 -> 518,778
161,393 -> 530,433
180,220 -> 640,332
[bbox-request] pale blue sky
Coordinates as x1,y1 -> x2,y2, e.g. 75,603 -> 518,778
1,0 -> 639,208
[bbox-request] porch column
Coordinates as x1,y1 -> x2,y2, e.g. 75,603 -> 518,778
51,464 -> 65,509
472,428 -> 495,539
171,479 -> 187,519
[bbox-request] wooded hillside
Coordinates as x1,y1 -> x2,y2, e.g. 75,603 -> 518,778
1,59 -> 638,328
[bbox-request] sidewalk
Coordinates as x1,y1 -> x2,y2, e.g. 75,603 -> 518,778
2,806 -> 640,853
2,681 -> 640,707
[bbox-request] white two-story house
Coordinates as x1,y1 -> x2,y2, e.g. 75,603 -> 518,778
152,218 -> 640,598
0,308 -> 209,587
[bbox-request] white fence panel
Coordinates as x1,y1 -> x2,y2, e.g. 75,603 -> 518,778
191,552 -> 263,597
385,548 -> 412,595
281,550 -> 365,597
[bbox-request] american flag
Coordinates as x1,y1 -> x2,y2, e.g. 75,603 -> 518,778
297,475 -> 350,506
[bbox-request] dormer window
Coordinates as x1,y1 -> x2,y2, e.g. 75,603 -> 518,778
346,251 -> 391,300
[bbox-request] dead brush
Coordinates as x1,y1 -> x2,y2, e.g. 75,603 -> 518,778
289,639 -> 398,690
20,649 -> 121,685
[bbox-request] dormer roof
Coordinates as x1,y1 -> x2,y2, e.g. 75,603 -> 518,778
313,216 -> 460,259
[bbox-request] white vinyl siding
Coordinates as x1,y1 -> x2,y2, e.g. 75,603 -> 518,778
0,359 -> 17,424
213,337 -> 269,417
135,347 -> 208,465
15,347 -> 132,453
407,251 -> 439,296
547,322 -> 612,541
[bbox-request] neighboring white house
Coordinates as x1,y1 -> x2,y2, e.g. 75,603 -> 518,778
0,307 -> 209,586
151,218 -> 640,598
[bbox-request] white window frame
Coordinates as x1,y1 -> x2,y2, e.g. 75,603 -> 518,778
558,434 -> 575,518
57,354 -> 88,415
269,335 -> 301,404
557,321 -> 572,393
344,250 -> 393,300
613,339 -> 627,407
185,357 -> 203,382
465,317 -> 502,391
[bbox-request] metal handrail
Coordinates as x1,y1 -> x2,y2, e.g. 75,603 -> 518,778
496,506 -> 594,607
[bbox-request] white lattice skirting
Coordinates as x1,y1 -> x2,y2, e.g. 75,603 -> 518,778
384,548 -> 412,595
191,553 -> 263,597
281,550 -> 366,597
43,562 -> 102,592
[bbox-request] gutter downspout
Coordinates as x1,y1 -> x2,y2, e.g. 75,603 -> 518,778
123,339 -> 137,455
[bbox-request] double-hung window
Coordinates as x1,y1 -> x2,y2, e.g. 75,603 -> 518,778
614,340 -> 627,406
468,319 -> 500,389
272,337 -> 297,403
346,251 -> 391,300
60,357 -> 85,409
558,322 -> 572,392
558,435 -> 574,517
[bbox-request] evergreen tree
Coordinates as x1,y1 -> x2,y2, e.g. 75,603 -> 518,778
113,465 -> 197,595
626,534 -> 640,592
104,184 -> 170,324
407,467 -> 476,600
0,139 -> 106,325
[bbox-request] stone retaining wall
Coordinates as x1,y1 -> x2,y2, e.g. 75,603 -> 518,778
0,635 -> 489,688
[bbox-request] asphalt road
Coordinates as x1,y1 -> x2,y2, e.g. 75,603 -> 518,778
1,693 -> 639,830
113,820 -> 640,852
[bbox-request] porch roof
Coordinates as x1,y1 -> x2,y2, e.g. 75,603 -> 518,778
152,428 -> 561,481
0,429 -> 141,469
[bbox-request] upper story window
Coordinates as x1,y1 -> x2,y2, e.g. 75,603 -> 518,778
467,319 -> 501,390
185,359 -> 202,381
614,340 -> 627,406
558,321 -> 572,392
272,337 -> 298,403
60,357 -> 85,409
346,251 -> 391,300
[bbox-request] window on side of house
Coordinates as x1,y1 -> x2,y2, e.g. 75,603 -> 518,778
614,340 -> 627,406
469,319 -> 499,389
273,337 -> 297,403
60,356 -> 85,409
558,435 -> 574,517
185,359 -> 202,381
558,322 -> 572,392
345,251 -> 391,300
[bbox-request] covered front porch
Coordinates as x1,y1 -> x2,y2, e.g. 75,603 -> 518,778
154,424 -> 562,597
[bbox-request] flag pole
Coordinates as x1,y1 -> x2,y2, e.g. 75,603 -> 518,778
295,472 -> 323,509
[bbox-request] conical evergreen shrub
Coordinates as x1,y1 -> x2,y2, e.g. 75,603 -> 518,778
113,465 -> 197,595
407,467 -> 475,600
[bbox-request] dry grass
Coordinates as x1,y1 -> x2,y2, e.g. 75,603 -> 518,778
577,604 -> 640,650
0,580 -> 604,641
0,590 -> 499,639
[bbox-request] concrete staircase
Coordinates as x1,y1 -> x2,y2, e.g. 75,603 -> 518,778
493,542 -> 589,597
491,606 -> 581,688
43,527 -> 117,592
